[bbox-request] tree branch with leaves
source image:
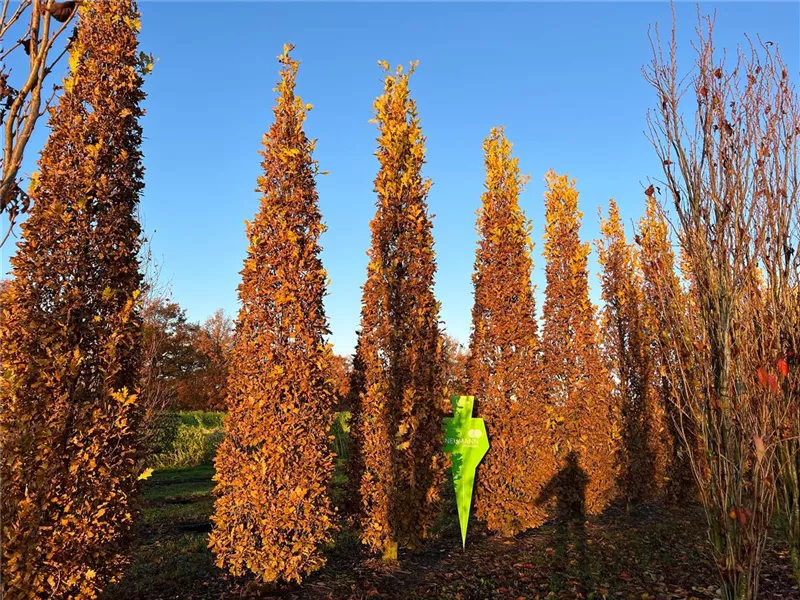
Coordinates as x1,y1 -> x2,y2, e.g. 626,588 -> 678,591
644,10 -> 799,598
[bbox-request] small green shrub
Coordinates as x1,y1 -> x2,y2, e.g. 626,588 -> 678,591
145,412 -> 183,456
146,412 -> 226,469
146,411 -> 349,470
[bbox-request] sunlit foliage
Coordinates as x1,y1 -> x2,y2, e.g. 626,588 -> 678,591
636,195 -> 696,503
352,62 -> 445,559
468,128 -> 555,535
1,1 -> 146,597
541,170 -> 619,516
598,199 -> 669,506
208,44 -> 337,584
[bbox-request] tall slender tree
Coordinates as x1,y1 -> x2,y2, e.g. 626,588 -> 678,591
208,44 -> 337,584
468,127 -> 554,535
0,2 -> 147,597
353,61 -> 444,559
541,170 -> 618,515
637,194 -> 695,503
343,333 -> 366,519
597,199 -> 666,506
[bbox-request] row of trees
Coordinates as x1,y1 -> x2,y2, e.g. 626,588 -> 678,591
0,3 -> 796,600
140,287 -> 353,417
208,26 -> 798,600
71,276 -> 363,424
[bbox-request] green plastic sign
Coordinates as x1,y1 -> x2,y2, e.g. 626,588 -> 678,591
442,395 -> 489,548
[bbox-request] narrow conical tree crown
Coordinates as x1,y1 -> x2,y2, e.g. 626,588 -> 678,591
598,199 -> 661,505
208,45 -> 337,584
541,170 -> 618,515
637,194 -> 694,502
0,2 -> 146,598
468,127 -> 555,535
354,62 -> 444,556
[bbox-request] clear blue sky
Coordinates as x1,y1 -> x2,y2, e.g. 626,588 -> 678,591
2,2 -> 798,355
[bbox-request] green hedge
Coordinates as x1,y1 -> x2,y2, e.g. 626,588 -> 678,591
177,411 -> 225,429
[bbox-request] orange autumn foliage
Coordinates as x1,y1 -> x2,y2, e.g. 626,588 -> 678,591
598,199 -> 670,505
441,333 -> 469,398
541,170 -> 618,515
343,334 -> 367,517
327,352 -> 352,411
645,19 -> 798,594
468,128 -> 555,535
352,62 -> 445,557
208,45 -> 337,584
178,310 -> 235,411
636,195 -> 695,503
0,2 -> 147,598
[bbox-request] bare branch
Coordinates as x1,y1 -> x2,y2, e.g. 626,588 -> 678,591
0,0 -> 78,245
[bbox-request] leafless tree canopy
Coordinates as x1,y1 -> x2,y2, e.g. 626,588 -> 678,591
1,0 -> 78,245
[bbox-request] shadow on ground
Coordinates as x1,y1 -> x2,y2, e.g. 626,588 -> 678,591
105,463 -> 797,600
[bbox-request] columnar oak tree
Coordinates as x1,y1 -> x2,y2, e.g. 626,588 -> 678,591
468,127 -> 555,535
353,61 -> 445,559
637,194 -> 695,503
597,199 -> 666,506
541,170 -> 618,515
343,334 -> 366,518
208,45 -> 337,584
0,1 -> 146,597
